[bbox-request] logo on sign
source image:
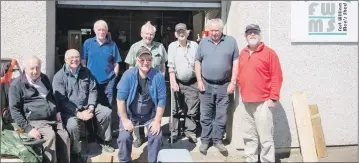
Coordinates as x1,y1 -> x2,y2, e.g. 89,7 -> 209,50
308,1 -> 349,35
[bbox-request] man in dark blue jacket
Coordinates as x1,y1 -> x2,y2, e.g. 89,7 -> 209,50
53,49 -> 114,163
9,56 -> 70,163
116,46 -> 166,163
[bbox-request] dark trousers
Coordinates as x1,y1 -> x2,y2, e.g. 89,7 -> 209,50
171,78 -> 200,137
64,104 -> 112,154
117,119 -> 162,163
97,75 -> 116,109
199,80 -> 230,144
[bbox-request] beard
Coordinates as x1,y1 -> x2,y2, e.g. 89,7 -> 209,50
248,38 -> 260,46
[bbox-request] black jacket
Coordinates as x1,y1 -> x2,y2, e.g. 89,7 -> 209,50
9,73 -> 57,133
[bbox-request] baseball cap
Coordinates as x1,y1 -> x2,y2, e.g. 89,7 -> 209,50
245,24 -> 261,33
136,46 -> 152,58
175,23 -> 187,31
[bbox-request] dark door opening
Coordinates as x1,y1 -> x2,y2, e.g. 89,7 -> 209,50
55,8 -> 196,73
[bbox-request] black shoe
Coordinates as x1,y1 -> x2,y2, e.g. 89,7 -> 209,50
199,143 -> 209,155
70,152 -> 88,163
133,137 -> 145,148
214,143 -> 229,156
186,135 -> 198,144
167,135 -> 181,143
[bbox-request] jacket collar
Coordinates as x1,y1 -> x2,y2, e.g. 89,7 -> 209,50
20,72 -> 51,90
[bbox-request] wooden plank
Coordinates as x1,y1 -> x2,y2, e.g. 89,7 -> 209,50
89,153 -> 113,163
309,104 -> 328,159
292,92 -> 318,162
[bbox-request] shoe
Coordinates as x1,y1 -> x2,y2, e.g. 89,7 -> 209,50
100,142 -> 115,153
133,137 -> 145,148
186,135 -> 198,144
167,135 -> 181,143
70,152 -> 88,163
199,143 -> 209,155
214,143 -> 228,156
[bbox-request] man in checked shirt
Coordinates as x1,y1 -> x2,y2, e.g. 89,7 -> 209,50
167,23 -> 200,144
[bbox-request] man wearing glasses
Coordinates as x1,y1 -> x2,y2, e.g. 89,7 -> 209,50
116,46 -> 166,163
167,23 -> 200,144
124,21 -> 168,148
237,24 -> 283,162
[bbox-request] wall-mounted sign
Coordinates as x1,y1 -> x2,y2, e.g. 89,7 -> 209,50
291,1 -> 358,42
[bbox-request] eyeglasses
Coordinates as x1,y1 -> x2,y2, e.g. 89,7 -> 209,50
138,58 -> 152,63
246,30 -> 260,35
66,56 -> 80,59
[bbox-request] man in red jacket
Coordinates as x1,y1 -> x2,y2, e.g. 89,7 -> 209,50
237,24 -> 283,163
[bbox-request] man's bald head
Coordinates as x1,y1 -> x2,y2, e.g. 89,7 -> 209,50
64,49 -> 81,69
23,56 -> 42,80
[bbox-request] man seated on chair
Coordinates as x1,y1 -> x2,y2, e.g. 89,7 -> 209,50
52,49 -> 114,163
9,56 -> 70,163
117,46 -> 166,163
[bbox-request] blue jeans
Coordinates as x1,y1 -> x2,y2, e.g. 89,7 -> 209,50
117,119 -> 162,163
97,75 -> 116,108
199,80 -> 230,144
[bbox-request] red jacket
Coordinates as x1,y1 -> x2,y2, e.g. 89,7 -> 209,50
237,42 -> 283,102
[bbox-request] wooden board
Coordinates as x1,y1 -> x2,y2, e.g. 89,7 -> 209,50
309,104 -> 328,158
292,92 -> 318,162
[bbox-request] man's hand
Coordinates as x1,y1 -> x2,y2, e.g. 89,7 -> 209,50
149,121 -> 161,135
87,105 -> 94,113
227,82 -> 236,94
56,112 -> 62,122
122,119 -> 134,132
28,128 -> 41,139
170,81 -> 179,92
197,81 -> 205,92
114,67 -> 119,77
76,110 -> 94,121
267,99 -> 276,109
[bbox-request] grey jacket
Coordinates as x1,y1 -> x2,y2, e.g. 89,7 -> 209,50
52,65 -> 97,116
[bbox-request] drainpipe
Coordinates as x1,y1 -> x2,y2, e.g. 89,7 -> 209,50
221,1 -> 228,34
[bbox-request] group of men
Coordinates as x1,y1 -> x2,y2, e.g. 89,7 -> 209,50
9,17 -> 282,163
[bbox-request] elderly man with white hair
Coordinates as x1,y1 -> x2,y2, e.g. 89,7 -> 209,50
9,56 -> 70,163
167,23 -> 200,144
81,20 -> 122,110
124,21 -> 168,148
237,24 -> 283,163
195,18 -> 239,156
53,49 -> 114,162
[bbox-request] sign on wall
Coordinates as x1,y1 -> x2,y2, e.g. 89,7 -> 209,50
291,1 -> 358,42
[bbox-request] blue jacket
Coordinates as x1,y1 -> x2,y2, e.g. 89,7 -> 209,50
116,67 -> 166,120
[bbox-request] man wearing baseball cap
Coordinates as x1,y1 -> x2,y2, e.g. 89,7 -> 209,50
167,23 -> 200,143
237,24 -> 283,162
116,46 -> 166,163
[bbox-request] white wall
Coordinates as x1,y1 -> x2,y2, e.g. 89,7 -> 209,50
1,1 -> 56,80
225,1 -> 358,148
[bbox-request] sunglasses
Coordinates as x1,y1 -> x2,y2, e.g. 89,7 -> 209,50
138,58 -> 152,63
246,30 -> 260,35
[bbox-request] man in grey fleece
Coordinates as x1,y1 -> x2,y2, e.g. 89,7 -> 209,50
52,49 -> 114,163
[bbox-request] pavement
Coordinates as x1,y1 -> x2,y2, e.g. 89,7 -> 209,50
87,135 -> 358,162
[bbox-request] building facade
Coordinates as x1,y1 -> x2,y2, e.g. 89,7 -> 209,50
1,1 -> 358,150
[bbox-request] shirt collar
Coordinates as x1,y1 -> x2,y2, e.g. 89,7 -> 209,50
140,40 -> 155,49
176,40 -> 191,48
92,36 -> 111,45
208,34 -> 226,44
